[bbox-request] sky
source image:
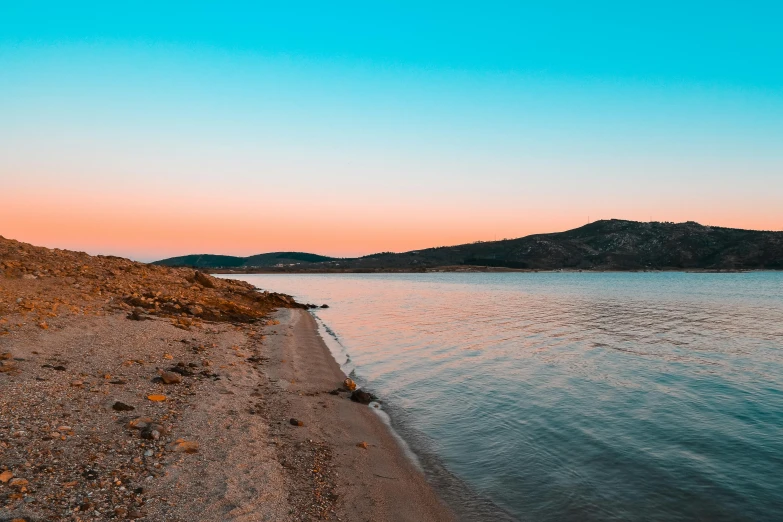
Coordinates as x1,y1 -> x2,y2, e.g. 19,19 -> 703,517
2,1 -> 782,261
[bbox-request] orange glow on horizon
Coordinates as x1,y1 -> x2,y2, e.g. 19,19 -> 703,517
4,183 -> 782,262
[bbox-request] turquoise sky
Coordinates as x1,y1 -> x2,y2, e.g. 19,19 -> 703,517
2,2 -> 782,259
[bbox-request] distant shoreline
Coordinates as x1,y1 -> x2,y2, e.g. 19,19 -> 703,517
203,266 -> 777,275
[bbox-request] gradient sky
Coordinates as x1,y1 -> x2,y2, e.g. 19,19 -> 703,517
2,2 -> 782,261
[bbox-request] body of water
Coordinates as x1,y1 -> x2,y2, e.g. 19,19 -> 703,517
222,272 -> 783,521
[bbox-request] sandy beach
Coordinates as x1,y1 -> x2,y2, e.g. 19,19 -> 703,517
0,236 -> 453,521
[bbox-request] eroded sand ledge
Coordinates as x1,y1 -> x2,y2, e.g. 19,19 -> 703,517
0,236 -> 453,521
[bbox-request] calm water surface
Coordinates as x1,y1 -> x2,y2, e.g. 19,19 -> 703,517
223,273 -> 783,521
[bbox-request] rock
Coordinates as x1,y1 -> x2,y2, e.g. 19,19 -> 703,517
0,352 -> 12,360
146,394 -> 167,402
144,449 -> 154,457
127,417 -> 153,429
342,378 -> 357,391
127,307 -> 147,320
193,271 -> 215,288
328,389 -> 341,395
112,401 -> 135,412
321,304 -> 330,308
9,477 -> 29,488
356,441 -> 369,449
0,360 -> 16,373
350,390 -> 374,405
140,423 -> 165,440
168,364 -> 194,377
289,418 -> 304,426
158,370 -> 182,384
0,470 -> 13,483
82,469 -> 99,481
174,440 -> 199,453
70,380 -> 83,387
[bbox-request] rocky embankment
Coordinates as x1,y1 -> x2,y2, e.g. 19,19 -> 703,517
0,234 -> 304,331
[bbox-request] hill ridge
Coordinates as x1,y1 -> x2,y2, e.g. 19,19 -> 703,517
154,251 -> 337,268
152,219 -> 783,271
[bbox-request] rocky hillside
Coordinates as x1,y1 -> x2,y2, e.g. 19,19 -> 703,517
0,236 -> 303,335
232,220 -> 781,272
350,220 -> 783,270
333,220 -> 782,270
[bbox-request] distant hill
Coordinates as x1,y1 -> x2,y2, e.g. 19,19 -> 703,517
153,252 -> 336,268
152,220 -> 783,271
334,220 -> 783,271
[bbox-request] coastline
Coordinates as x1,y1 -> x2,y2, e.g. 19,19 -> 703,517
207,267 -> 770,274
0,236 -> 453,521
265,308 -> 455,521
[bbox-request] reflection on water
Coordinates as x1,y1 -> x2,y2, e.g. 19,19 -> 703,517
222,272 -> 783,521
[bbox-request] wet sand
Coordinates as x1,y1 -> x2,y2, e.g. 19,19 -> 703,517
265,308 -> 455,521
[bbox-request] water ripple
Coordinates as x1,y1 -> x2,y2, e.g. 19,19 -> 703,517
223,272 -> 783,522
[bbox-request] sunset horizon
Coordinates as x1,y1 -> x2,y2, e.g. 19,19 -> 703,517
2,4 -> 782,521
4,3 -> 782,261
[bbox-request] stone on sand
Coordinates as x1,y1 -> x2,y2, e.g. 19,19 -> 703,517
112,401 -> 135,411
158,370 -> 182,384
349,390 -> 374,405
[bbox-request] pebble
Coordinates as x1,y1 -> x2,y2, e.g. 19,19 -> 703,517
174,440 -> 199,454
290,418 -> 304,426
128,417 -> 153,429
140,426 -> 162,440
158,370 -> 182,384
112,401 -> 135,411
